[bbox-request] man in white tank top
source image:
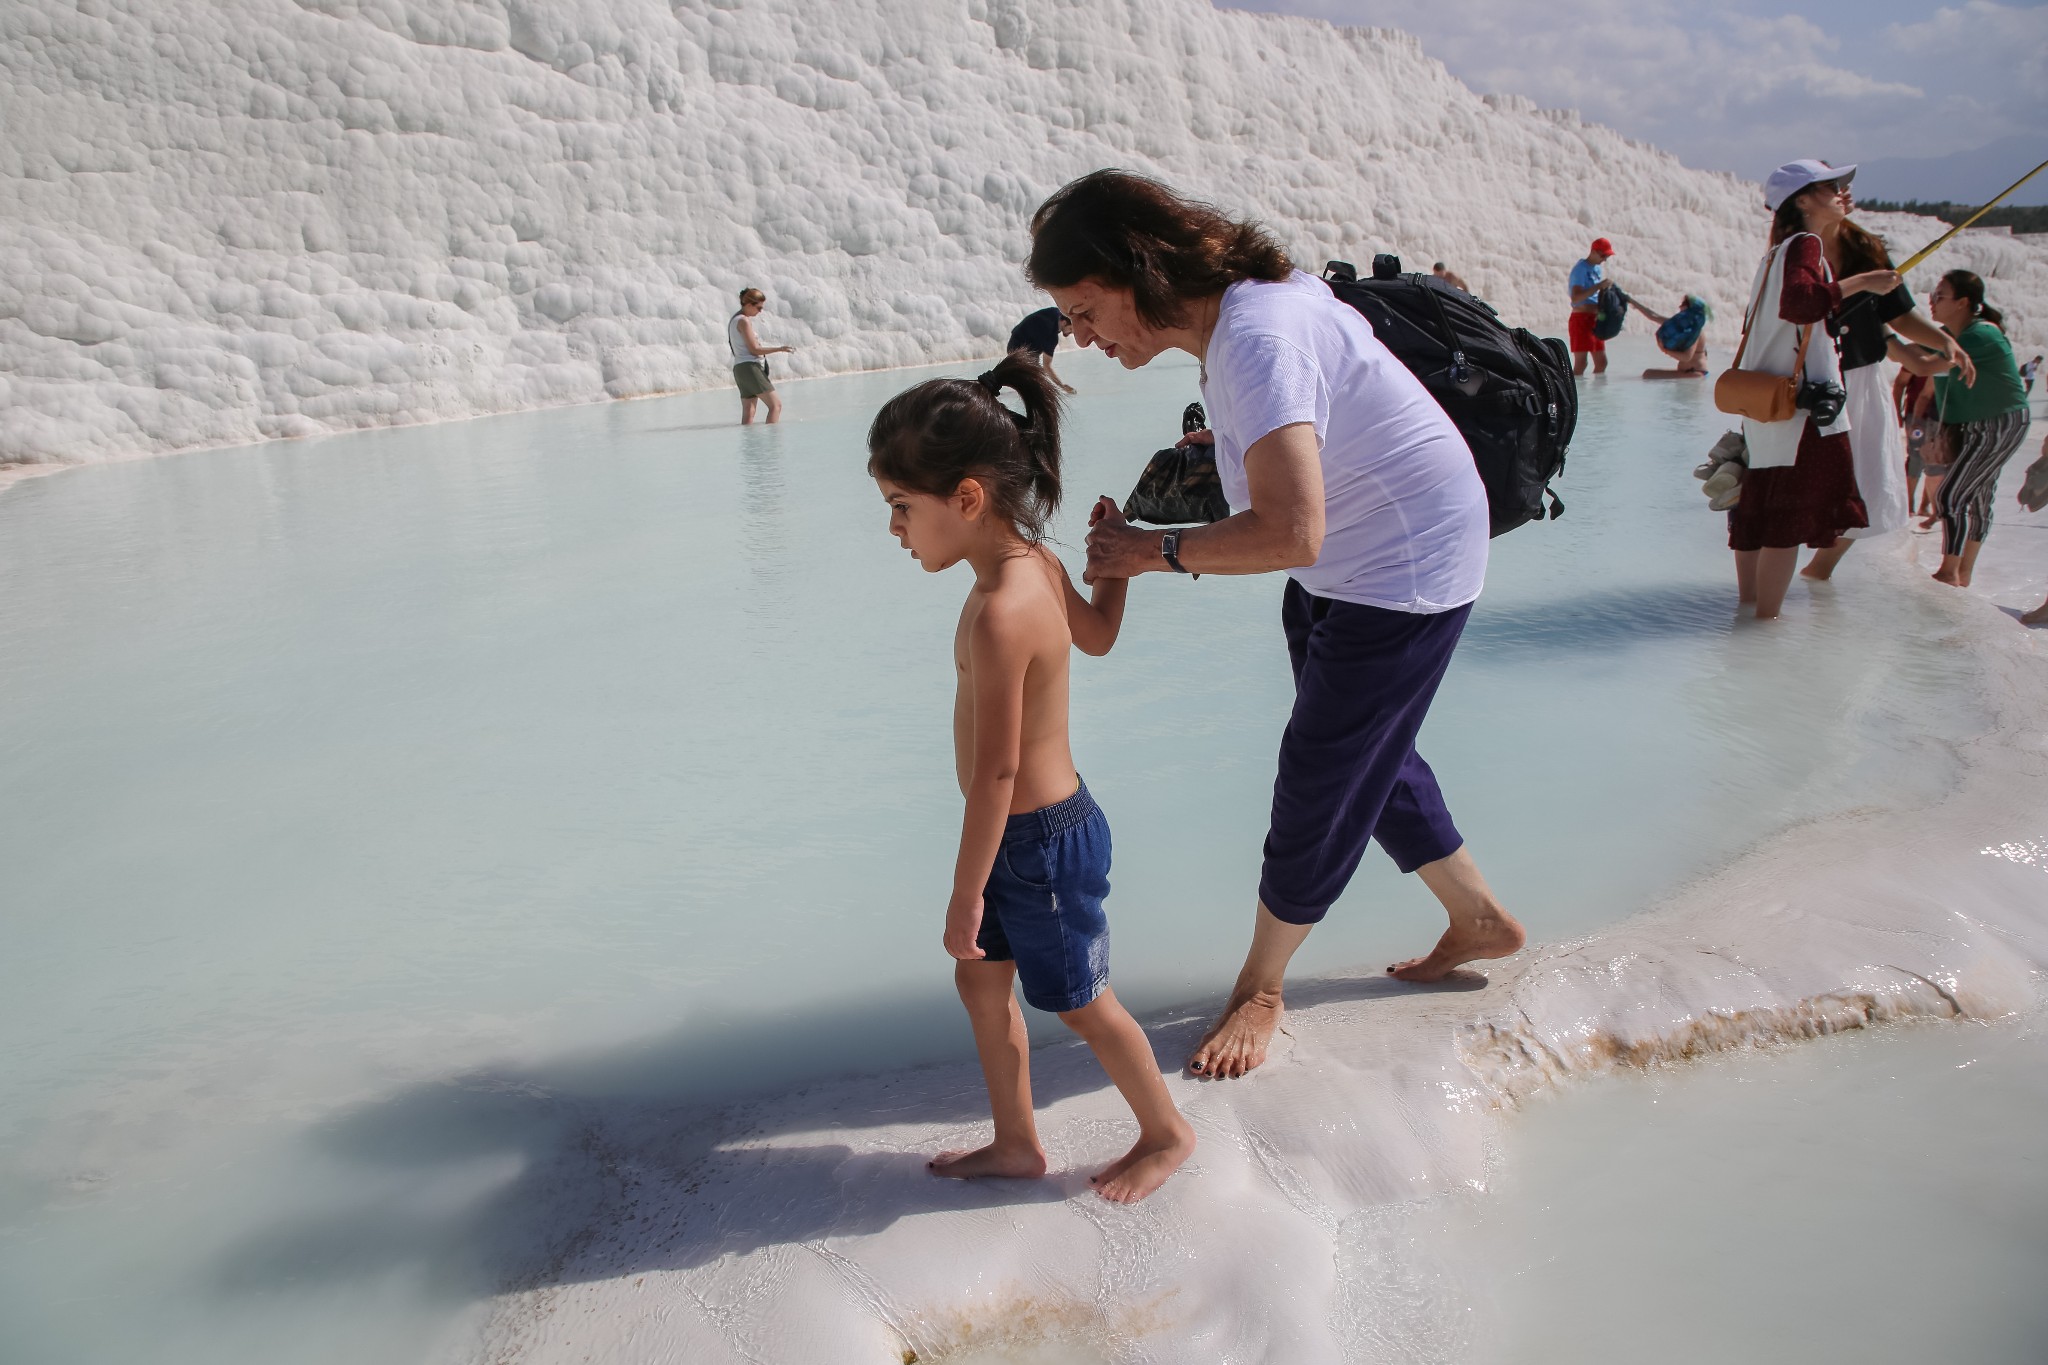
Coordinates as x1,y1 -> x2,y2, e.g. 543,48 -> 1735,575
729,288 -> 794,424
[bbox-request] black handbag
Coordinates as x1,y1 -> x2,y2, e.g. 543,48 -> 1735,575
1122,403 -> 1230,525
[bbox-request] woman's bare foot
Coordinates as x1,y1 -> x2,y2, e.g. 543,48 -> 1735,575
1389,910 -> 1526,982
1932,567 -> 1965,587
928,1141 -> 1047,1181
1090,1126 -> 1196,1203
1186,988 -> 1282,1079
2020,601 -> 2048,627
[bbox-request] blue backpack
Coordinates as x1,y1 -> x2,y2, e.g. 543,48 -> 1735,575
1657,297 -> 1708,352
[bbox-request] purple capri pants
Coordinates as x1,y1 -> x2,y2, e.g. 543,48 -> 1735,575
1257,581 -> 1469,924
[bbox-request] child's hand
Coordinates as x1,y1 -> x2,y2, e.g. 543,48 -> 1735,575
1088,495 -> 1127,530
944,892 -> 986,960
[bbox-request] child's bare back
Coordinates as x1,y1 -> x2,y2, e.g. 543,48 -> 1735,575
952,545 -> 1090,814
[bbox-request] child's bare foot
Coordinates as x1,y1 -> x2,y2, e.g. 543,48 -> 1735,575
928,1142 -> 1047,1181
2020,601 -> 2048,627
1389,909 -> 1526,982
1090,1126 -> 1196,1203
1187,988 -> 1282,1078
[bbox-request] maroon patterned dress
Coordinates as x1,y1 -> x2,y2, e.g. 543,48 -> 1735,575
1727,234 -> 1868,551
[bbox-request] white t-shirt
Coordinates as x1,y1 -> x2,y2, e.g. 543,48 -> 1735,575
1200,271 -> 1489,612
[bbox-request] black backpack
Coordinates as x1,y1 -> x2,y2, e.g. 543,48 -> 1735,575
1323,258 -> 1575,535
1593,284 -> 1630,341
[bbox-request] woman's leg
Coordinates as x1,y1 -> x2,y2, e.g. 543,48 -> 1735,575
1389,846 -> 1525,981
1801,537 -> 1853,580
1191,592 -> 1480,1078
1186,906 -> 1313,1080
1948,414 -> 2032,586
1735,548 -> 1760,605
1753,546 -> 1799,619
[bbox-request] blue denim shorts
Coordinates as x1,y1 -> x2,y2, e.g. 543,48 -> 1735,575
978,780 -> 1112,1014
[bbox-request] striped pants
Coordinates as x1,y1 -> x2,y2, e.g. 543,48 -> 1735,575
1935,409 -> 2032,556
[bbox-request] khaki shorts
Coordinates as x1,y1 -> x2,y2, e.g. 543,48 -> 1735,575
733,362 -> 774,398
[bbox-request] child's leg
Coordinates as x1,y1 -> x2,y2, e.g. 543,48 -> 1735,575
1059,987 -> 1195,1203
930,960 -> 1048,1180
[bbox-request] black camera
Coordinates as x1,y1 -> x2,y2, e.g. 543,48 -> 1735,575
1796,379 -> 1847,426
1371,252 -> 1403,280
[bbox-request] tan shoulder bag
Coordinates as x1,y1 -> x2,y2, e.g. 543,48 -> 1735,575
1714,242 -> 1812,423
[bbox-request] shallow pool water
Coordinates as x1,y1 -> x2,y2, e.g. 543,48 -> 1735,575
1428,1012 -> 2048,1364
0,340 -> 2029,1363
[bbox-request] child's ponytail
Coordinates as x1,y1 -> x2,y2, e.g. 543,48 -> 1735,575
979,350 -> 1063,531
867,349 -> 1067,542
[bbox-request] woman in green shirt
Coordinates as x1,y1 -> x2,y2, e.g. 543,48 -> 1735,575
1925,270 -> 2029,588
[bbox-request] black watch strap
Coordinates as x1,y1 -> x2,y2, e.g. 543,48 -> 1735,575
1160,529 -> 1191,574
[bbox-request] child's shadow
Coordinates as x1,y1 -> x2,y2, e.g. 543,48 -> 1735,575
211,968 -> 1504,1300
210,995 -> 1128,1299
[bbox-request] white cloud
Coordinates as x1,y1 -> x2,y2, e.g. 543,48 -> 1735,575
1224,0 -> 2038,177
1882,2 -> 2048,117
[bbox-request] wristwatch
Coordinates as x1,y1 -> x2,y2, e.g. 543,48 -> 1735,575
1160,528 -> 1191,574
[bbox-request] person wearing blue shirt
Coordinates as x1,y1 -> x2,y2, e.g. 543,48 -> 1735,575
1567,237 -> 1615,376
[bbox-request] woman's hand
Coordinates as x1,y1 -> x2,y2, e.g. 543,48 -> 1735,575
1084,515 -> 1163,583
1839,269 -> 1901,298
1948,343 -> 1977,387
1175,428 -> 1216,449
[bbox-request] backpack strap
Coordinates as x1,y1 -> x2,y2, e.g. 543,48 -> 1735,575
1732,236 -> 1816,380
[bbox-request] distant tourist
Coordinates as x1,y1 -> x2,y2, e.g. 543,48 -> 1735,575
1633,295 -> 1711,378
728,288 -> 794,425
1567,237 -> 1615,376
1921,270 -> 2030,589
1798,169 -> 1974,580
1431,262 -> 1469,292
1028,170 -> 1524,1081
1007,305 -> 1076,394
867,352 -> 1194,1203
2018,434 -> 2048,626
2024,353 -> 2043,397
1895,368 -> 1940,518
1724,161 -> 1897,620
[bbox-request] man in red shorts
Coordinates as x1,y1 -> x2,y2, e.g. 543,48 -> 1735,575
1567,237 -> 1615,376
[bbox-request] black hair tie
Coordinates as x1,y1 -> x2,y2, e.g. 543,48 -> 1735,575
976,370 -> 1004,396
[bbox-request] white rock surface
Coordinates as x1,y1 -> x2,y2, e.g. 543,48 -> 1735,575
8,0 -> 2039,471
478,522 -> 2048,1362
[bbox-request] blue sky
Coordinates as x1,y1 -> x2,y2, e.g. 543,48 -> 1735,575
1226,0 -> 2047,194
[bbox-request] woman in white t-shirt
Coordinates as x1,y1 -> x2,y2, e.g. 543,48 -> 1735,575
1027,171 -> 1524,1081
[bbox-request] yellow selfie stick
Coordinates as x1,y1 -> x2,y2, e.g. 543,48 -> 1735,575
1893,157 -> 2048,274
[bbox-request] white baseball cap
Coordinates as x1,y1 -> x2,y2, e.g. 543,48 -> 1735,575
1764,160 -> 1857,212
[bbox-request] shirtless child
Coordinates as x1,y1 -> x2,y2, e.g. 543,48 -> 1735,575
866,354 -> 1195,1203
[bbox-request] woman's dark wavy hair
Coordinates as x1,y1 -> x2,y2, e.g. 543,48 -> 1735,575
1941,269 -> 2004,330
1836,218 -> 1893,275
866,350 -> 1064,541
1026,170 -> 1293,330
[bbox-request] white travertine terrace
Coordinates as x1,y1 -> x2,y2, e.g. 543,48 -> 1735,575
7,0 -> 2038,471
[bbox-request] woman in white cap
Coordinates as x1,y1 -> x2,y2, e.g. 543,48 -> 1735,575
1795,165 -> 1974,580
1725,161 -> 1897,618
